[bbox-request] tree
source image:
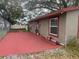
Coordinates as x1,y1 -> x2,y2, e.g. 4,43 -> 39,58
23,0 -> 79,11
15,0 -> 79,24
0,0 -> 23,25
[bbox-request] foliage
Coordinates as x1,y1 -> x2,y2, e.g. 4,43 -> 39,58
67,38 -> 77,47
0,0 -> 79,24
10,28 -> 27,32
0,0 -> 23,24
64,38 -> 79,57
20,0 -> 79,21
24,0 -> 79,11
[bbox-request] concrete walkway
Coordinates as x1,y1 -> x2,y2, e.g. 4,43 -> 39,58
0,32 -> 59,56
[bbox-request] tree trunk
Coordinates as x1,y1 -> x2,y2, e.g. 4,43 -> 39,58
4,20 -> 10,31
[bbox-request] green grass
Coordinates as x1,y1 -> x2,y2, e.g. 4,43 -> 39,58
0,30 -> 7,39
10,28 -> 28,32
64,38 -> 79,58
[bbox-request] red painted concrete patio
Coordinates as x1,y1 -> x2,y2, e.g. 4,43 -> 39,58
0,32 -> 59,56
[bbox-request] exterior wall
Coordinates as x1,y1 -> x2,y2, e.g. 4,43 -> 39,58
66,10 -> 79,42
29,20 -> 49,37
59,14 -> 67,44
39,19 -> 49,37
59,10 -> 79,44
29,22 -> 38,33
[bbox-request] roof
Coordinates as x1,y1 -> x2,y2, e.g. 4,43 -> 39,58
29,6 -> 79,22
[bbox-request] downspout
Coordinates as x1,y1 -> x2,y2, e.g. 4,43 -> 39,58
64,13 -> 67,47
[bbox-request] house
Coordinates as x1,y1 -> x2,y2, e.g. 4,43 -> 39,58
28,6 -> 79,45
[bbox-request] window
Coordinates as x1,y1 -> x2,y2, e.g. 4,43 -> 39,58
50,18 -> 58,36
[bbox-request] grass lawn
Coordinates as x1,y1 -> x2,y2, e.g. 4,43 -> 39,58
0,30 -> 7,39
0,47 -> 79,59
10,28 -> 28,32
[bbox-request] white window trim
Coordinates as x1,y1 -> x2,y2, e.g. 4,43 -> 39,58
50,26 -> 58,27
49,33 -> 58,36
49,18 -> 58,36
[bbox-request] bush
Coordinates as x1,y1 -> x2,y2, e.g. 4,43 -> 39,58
67,38 -> 77,47
65,38 -> 79,57
10,28 -> 27,32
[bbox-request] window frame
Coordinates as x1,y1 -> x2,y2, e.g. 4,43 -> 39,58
49,17 -> 59,37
